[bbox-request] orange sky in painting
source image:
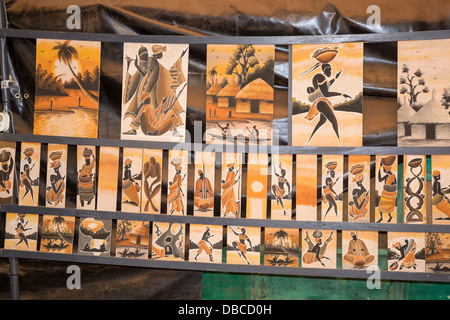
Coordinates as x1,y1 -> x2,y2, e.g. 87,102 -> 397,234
296,155 -> 317,208
246,153 -> 268,219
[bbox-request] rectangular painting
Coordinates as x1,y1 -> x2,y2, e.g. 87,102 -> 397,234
0,141 -> 16,205
4,213 -> 39,251
205,44 -> 275,145
271,154 -> 292,220
425,232 -> 450,273
375,155 -> 398,223
167,150 -> 188,215
188,224 -> 223,263
121,43 -> 188,142
388,232 -> 425,272
403,155 -> 427,224
141,149 -> 163,214
296,154 -> 317,221
116,219 -> 150,259
397,39 -> 450,147
76,145 -> 96,210
78,217 -> 111,257
193,151 -> 215,217
321,155 -> 343,222
246,153 -> 268,219
221,153 -> 243,218
152,222 -> 185,261
292,42 -> 363,147
226,226 -> 260,265
18,142 -> 40,207
301,229 -> 336,269
431,155 -> 450,224
40,215 -> 75,254
348,155 -> 370,223
342,231 -> 378,270
121,148 -> 143,213
45,144 -> 67,208
264,228 -> 299,267
33,39 -> 101,138
96,146 -> 119,212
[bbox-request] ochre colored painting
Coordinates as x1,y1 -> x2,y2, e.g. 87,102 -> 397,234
18,142 -> 40,207
121,148 -> 143,213
78,217 -> 111,257
152,222 -> 185,261
34,39 -> 101,138
264,228 -> 299,267
116,219 -> 150,259
246,153 -> 268,219
0,141 -> 15,205
40,215 -> 75,254
292,42 -> 363,147
342,231 -> 378,270
193,151 -> 215,217
426,232 -> 450,273
431,155 -> 450,225
226,226 -> 260,265
76,145 -> 96,210
301,229 -> 336,269
206,44 -> 275,145
375,155 -> 398,224
4,213 -> 39,251
167,150 -> 188,215
403,155 -> 427,224
388,232 -> 425,272
45,144 -> 67,208
271,154 -> 292,220
96,146 -> 120,212
321,155 -> 343,222
121,43 -> 188,142
296,154 -> 317,221
347,155 -> 370,223
141,149 -> 163,214
221,153 -> 242,218
189,224 -> 223,263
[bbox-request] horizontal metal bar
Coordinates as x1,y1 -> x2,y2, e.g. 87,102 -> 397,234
3,133 -> 450,155
3,205 -> 450,233
0,249 -> 448,283
1,28 -> 449,45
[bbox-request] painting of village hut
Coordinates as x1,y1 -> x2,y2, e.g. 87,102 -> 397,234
425,232 -> 450,273
397,39 -> 450,146
342,231 -> 378,270
264,228 -> 299,267
40,215 -> 75,254
121,43 -> 188,142
188,224 -> 223,263
4,213 -> 39,251
431,155 -> 450,224
33,39 -> 101,138
388,232 -> 425,272
0,142 -> 16,205
152,222 -> 185,261
116,219 -> 149,259
78,217 -> 111,257
292,43 -> 363,147
206,44 -> 275,145
18,142 -> 40,207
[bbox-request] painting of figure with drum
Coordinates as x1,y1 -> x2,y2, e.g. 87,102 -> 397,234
301,229 -> 336,269
18,143 -> 40,207
388,232 -> 425,272
121,43 -> 188,142
4,213 -> 39,251
264,228 -> 299,267
431,155 -> 450,225
375,155 -> 398,223
0,142 -> 15,205
397,39 -> 450,147
206,44 -> 275,145
342,231 -> 378,270
426,232 -> 450,273
292,43 -> 363,147
189,224 -> 223,263
33,39 -> 101,138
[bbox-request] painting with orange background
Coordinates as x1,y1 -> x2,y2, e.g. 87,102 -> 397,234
141,149 -> 163,214
0,141 -> 15,205
342,231 -> 378,270
189,224 -> 223,263
271,154 -> 292,220
264,228 -> 299,267
167,150 -> 188,216
221,153 -> 242,218
96,146 -> 119,212
425,232 -> 450,273
193,151 -> 215,217
78,217 -> 111,257
431,155 -> 450,225
292,42 -> 363,147
45,144 -> 67,208
116,219 -> 149,259
4,213 -> 39,251
76,145 -> 96,210
121,148 -> 143,213
403,155 -> 427,224
388,232 -> 425,272
246,153 -> 268,219
321,155 -> 343,222
34,39 -> 101,138
226,226 -> 260,265
152,222 -> 185,261
301,229 -> 336,269
18,142 -> 40,207
40,215 -> 75,254
348,155 -> 370,223
375,155 -> 398,224
296,154 -> 317,221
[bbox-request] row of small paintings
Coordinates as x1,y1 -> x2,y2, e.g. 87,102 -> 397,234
4,212 -> 450,273
31,38 -> 450,147
3,141 -> 450,224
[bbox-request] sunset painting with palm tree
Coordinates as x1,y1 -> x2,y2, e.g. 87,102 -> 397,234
33,39 -> 101,138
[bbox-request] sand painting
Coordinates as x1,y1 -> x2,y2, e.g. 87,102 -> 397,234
347,155 -> 370,223
45,144 -> 67,208
388,232 -> 425,272
189,224 -> 223,263
18,142 -> 40,207
246,153 -> 268,219
4,213 -> 39,251
96,147 -> 119,212
426,232 -> 450,273
193,151 -> 215,217
167,150 -> 188,215
152,222 -> 185,261
40,215 -> 75,254
78,217 -> 111,257
0,141 -> 15,205
226,226 -> 260,265
403,155 -> 427,224
141,149 -> 163,214
301,229 -> 336,269
375,155 -> 398,224
271,154 -> 293,220
296,154 -> 317,221
221,153 -> 242,218
76,145 -> 96,210
342,231 -> 378,270
121,148 -> 143,213
264,228 -> 299,267
116,219 -> 150,259
431,155 -> 450,224
321,155 -> 343,222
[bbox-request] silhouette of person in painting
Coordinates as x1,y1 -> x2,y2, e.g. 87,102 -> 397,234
322,161 -> 340,220
229,227 -> 253,265
272,162 -> 291,216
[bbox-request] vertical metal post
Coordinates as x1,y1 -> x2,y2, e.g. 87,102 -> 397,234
0,0 -> 11,115
9,257 -> 19,300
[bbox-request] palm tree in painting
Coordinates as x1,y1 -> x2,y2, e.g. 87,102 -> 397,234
52,215 -> 66,235
207,66 -> 218,86
52,40 -> 99,103
273,229 -> 289,249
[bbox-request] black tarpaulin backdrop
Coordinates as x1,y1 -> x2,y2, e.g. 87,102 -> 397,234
0,0 -> 449,299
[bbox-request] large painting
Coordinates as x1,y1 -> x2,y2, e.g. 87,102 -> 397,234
33,39 -> 101,138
